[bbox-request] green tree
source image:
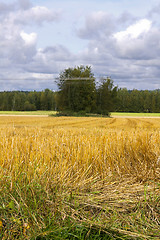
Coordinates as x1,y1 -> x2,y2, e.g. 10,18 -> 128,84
24,101 -> 36,111
40,89 -> 55,110
143,90 -> 151,113
57,66 -> 96,113
129,89 -> 143,112
116,88 -> 129,112
96,77 -> 117,115
12,92 -> 26,111
154,90 -> 160,112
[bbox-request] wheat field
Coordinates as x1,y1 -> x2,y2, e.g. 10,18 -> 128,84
0,116 -> 160,239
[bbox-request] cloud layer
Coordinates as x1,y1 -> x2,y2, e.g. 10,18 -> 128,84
0,0 -> 160,90
76,8 -> 160,90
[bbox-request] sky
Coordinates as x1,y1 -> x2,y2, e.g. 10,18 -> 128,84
1,0 -> 160,91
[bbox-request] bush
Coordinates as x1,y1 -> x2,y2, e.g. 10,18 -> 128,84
55,111 -> 87,117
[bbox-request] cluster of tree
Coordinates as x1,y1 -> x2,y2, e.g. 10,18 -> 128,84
0,66 -> 118,115
0,89 -> 56,111
1,65 -> 160,114
116,88 -> 160,113
56,66 -> 117,115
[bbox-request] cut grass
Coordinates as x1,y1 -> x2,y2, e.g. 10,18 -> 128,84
0,117 -> 160,239
1,179 -> 159,239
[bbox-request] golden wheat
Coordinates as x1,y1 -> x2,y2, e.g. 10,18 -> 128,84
0,116 -> 160,192
1,116 -> 160,239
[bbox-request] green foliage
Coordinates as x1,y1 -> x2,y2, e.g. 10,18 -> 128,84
116,89 -> 160,113
24,101 -> 36,111
96,77 -> 118,115
56,66 -> 118,116
57,65 -> 96,113
0,90 -> 57,111
2,67 -> 160,114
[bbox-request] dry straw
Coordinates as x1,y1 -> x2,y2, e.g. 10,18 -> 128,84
0,116 -> 160,239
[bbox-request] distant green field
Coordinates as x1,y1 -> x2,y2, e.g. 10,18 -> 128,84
0,111 -> 56,115
111,112 -> 160,117
1,111 -> 160,117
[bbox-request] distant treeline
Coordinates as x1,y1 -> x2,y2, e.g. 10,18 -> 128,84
116,88 -> 160,113
0,89 -> 57,111
1,88 -> 160,113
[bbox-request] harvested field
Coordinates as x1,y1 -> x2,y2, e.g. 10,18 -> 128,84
0,116 -> 160,239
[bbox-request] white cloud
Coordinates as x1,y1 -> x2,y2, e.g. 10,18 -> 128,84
74,11 -> 160,90
28,6 -> 60,24
20,31 -> 37,45
14,6 -> 60,25
114,19 -> 152,41
111,19 -> 160,61
0,0 -> 160,91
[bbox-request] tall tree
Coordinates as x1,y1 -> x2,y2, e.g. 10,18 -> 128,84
57,66 -> 96,113
96,77 -> 118,115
